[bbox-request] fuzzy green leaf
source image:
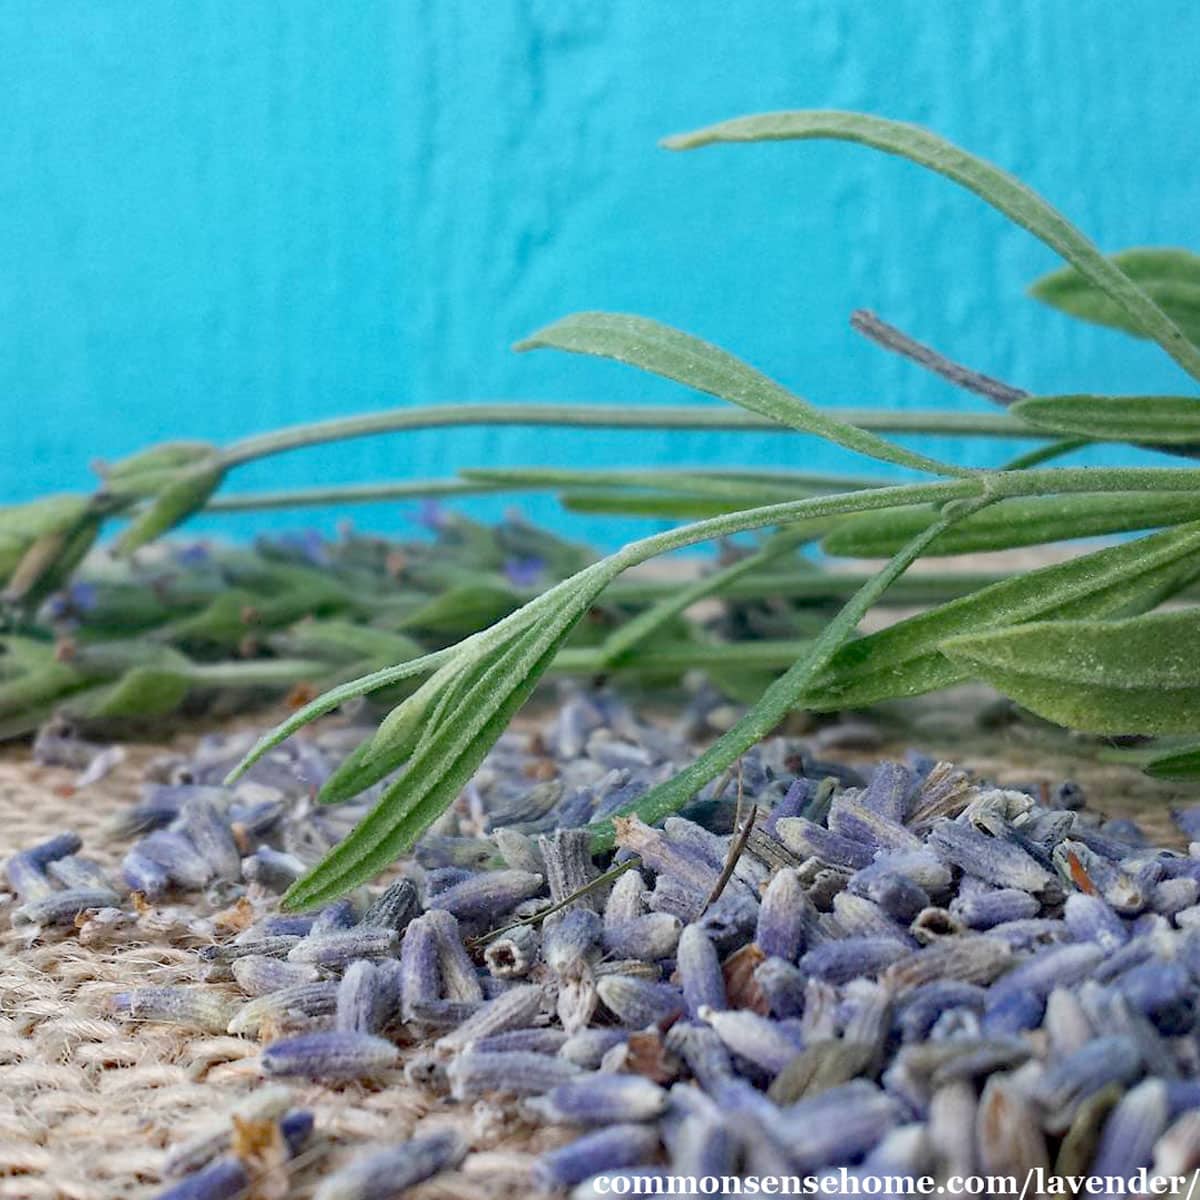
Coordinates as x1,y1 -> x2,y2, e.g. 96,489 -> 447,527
516,312 -> 968,478
805,524 -> 1200,710
1143,743 -> 1200,781
116,463 -> 225,555
939,610 -> 1200,735
283,573 -> 609,909
664,112 -> 1200,383
822,493 -> 1200,558
61,666 -> 191,721
1030,248 -> 1200,346
1011,395 -> 1200,444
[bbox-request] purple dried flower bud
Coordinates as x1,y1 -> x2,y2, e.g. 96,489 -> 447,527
472,1027 -> 566,1055
287,928 -> 398,968
422,908 -> 483,1003
835,892 -> 917,944
446,1050 -> 581,1100
230,955 -> 319,997
596,976 -> 684,1028
227,981 -> 339,1036
677,924 -> 726,1018
800,936 -> 909,985
4,851 -> 55,903
532,1124 -> 661,1190
949,888 -> 1041,930
529,1075 -> 669,1126
312,1130 -> 465,1200
427,869 -> 544,921
927,819 -> 1054,893
153,1157 -> 248,1200
260,1030 -> 399,1080
538,828 -> 601,910
543,907 -> 603,980
1090,1078 -> 1168,1179
980,988 -> 1045,1036
241,847 -> 307,892
121,848 -> 171,898
279,1108 -> 315,1157
435,983 -> 547,1053
863,762 -> 917,822
984,918 -> 1067,951
885,935 -> 1014,992
1116,960 -> 1194,1034
699,1007 -> 804,1076
44,854 -> 112,890
13,886 -> 121,926
131,829 -> 211,891
603,867 -> 645,925
612,816 -> 720,896
201,936 -> 301,964
559,1028 -> 628,1069
483,924 -> 539,979
1152,876 -> 1198,917
829,795 -> 923,854
989,942 -> 1105,1001
776,1081 -> 900,1171
663,1022 -> 733,1090
174,794 -> 241,882
753,956 -> 807,1019
398,912 -> 442,1020
110,987 -> 237,1034
336,961 -> 388,1034
755,868 -> 813,961
895,981 -> 986,1043
1033,1034 -> 1142,1116
312,897 -> 360,933
774,818 -> 875,871
602,914 -> 682,961
1062,892 -> 1129,952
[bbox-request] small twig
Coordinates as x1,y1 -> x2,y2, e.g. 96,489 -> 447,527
702,762 -> 757,912
850,309 -> 1028,408
470,858 -> 639,949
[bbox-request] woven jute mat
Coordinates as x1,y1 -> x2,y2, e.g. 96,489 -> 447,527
1,690 -> 1193,1199
0,715 -> 574,1200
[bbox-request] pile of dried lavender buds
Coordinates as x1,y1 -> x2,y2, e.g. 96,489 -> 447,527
7,687 -> 1200,1198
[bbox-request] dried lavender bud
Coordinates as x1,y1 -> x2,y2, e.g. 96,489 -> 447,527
13,887 -> 121,926
908,906 -> 966,944
312,1130 -> 465,1200
755,868 -> 812,961
949,888 -> 1041,930
398,912 -> 441,1020
602,913 -> 681,961
279,1108 -> 314,1157
435,983 -> 546,1053
472,1027 -> 566,1055
311,897 -> 359,933
800,936 -> 909,984
1034,1034 -> 1143,1119
885,935 -> 1014,992
775,1080 -> 900,1171
1087,1077 -> 1167,1178
493,827 -> 544,875
153,1157 -> 248,1200
663,1022 -> 733,1090
121,848 -> 171,898
287,928 -> 398,968
596,976 -> 684,1028
644,873 -> 705,924
1062,892 -> 1129,952
483,924 -> 539,979
557,973 -> 599,1036
200,936 -> 300,964
17,831 -> 82,868
559,1028 -> 628,1069
532,1124 -> 661,1190
529,1075 -> 668,1126
539,828 -> 601,910
829,794 -> 922,854
863,762 -> 916,821
422,909 -> 483,1003
174,794 -> 241,882
835,892 -> 916,944
405,998 -> 481,1027
446,1050 -> 581,1100
336,961 -> 388,1034
4,851 -> 55,903
241,846 -> 307,892
751,956 -> 805,1019
428,869 -> 544,922
110,987 -> 237,1034
927,819 -> 1054,893
1116,960 -> 1195,1034
227,981 -> 339,1036
261,1030 -> 399,1080
132,830 -> 211,890
676,924 -> 726,1017
612,816 -> 720,896
543,907 -> 602,980
603,867 -> 646,925
989,943 -> 1105,1001
230,955 -> 318,997
980,988 -> 1046,1036
45,854 -> 112,890
359,878 -> 421,932
774,818 -> 875,871
1152,876 -> 1198,917
767,1040 -> 878,1106
895,981 -> 987,1043
700,1007 -> 804,1076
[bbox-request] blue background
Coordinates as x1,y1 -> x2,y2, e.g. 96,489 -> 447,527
3,2 -> 1198,548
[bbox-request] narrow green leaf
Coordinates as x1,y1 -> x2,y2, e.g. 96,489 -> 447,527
116,463 -> 225,555
1143,743 -> 1200,781
1030,248 -> 1200,346
61,666 -> 191,721
822,493 -> 1200,557
1012,395 -> 1200,444
284,574 -> 611,908
395,583 -> 521,635
664,112 -> 1200,384
516,312 -> 969,477
805,524 -> 1200,710
562,490 -> 797,520
939,610 -> 1200,735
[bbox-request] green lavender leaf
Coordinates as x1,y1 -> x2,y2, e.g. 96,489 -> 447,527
61,666 -> 191,721
394,583 -> 522,636
1011,395 -> 1200,444
822,493 -> 1200,557
283,572 -> 611,909
1030,248 -> 1200,346
116,462 -> 225,555
804,524 -> 1200,709
516,312 -> 969,477
1143,743 -> 1200,781
939,609 -> 1200,734
562,490 -> 802,520
663,112 -> 1200,384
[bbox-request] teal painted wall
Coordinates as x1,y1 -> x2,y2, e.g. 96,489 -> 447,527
3,2 -> 1198,547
